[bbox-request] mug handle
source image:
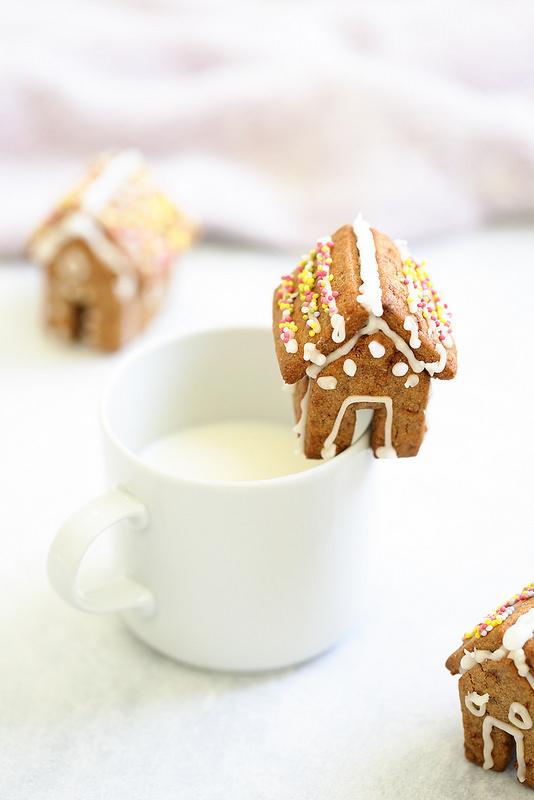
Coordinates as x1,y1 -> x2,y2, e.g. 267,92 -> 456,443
47,487 -> 155,616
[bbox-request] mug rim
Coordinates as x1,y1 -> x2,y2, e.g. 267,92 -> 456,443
99,324 -> 371,487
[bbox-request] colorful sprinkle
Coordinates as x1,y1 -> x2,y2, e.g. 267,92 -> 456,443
463,583 -> 534,641
277,237 -> 338,348
401,255 -> 453,343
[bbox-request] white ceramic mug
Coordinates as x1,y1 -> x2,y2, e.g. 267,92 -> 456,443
47,326 -> 374,672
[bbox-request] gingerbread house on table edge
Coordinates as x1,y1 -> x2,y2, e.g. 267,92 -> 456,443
446,584 -> 534,788
29,149 -> 197,352
272,215 -> 457,460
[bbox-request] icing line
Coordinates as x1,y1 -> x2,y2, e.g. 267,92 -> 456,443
482,715 -> 527,781
354,213 -> 383,317
30,211 -> 132,274
320,395 -> 396,460
82,149 -> 145,215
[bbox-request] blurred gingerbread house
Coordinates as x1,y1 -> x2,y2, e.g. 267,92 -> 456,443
29,149 -> 196,351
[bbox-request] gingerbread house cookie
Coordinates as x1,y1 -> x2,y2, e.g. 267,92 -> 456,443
272,215 -> 457,459
446,584 -> 534,788
29,149 -> 196,351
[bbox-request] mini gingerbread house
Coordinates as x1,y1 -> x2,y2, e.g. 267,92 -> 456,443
446,584 -> 534,788
272,215 -> 457,459
29,149 -> 196,351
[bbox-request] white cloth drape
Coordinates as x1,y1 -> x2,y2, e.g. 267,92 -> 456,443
2,0 -> 534,254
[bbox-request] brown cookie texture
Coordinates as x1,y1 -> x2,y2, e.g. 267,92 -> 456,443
458,663 -> 530,775
302,330 -> 430,458
272,220 -> 457,459
374,228 -> 456,381
447,596 -> 534,676
446,594 -> 534,788
273,225 -> 371,385
43,240 -> 169,351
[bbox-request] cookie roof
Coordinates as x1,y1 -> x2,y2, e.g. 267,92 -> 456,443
446,584 -> 534,676
272,217 -> 457,386
30,150 -> 196,278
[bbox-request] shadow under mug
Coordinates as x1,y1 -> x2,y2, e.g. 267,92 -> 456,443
47,325 -> 375,672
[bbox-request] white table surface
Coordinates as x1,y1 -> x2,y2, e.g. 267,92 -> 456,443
2,225 -> 534,799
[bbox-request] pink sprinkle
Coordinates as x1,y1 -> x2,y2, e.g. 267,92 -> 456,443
332,291 -> 339,297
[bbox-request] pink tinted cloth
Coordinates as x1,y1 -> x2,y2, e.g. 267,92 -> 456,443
2,0 -> 534,255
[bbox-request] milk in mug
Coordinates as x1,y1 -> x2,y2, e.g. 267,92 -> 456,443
141,420 -> 319,482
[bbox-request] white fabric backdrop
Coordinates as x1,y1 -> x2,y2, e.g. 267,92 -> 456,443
2,0 -> 534,254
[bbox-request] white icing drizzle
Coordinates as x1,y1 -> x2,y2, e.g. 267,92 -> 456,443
56,248 -> 91,282
482,716 -> 527,782
403,316 -> 421,349
306,315 -> 441,381
82,149 -> 145,215
343,359 -> 357,377
509,702 -> 532,730
306,330 -> 362,380
331,313 -> 346,344
392,362 -> 408,377
113,274 -> 138,303
503,608 -> 534,652
30,212 -> 132,274
465,692 -> 489,717
404,374 -> 419,389
460,646 -> 507,672
31,151 -> 146,274
317,376 -> 337,391
321,395 -> 397,460
368,340 -> 385,359
460,608 -> 534,691
354,213 -> 383,317
303,342 -> 327,366
285,338 -> 298,354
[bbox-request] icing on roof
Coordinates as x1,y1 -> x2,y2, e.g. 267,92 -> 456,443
275,217 -> 456,385
31,150 -> 195,278
395,240 -> 453,346
277,236 -> 340,352
463,583 -> 534,641
354,213 -> 383,317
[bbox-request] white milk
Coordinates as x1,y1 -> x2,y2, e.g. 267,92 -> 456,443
140,420 -> 320,482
